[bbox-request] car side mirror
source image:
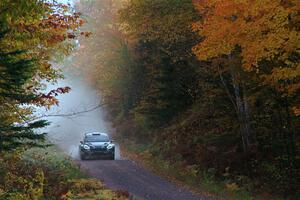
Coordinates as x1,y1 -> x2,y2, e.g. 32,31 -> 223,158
80,141 -> 83,144
110,140 -> 114,143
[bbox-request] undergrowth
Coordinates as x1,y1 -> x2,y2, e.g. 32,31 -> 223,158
0,146 -> 130,200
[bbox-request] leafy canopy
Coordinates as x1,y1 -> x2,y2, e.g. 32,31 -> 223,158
192,0 -> 300,114
0,0 -> 84,150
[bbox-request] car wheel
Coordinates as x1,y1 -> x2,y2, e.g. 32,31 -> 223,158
109,153 -> 115,160
80,153 -> 86,160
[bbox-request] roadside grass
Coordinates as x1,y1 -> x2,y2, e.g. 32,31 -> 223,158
24,146 -> 85,180
18,145 -> 131,200
119,139 -> 284,200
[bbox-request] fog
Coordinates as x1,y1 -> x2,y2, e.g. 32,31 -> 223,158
30,0 -> 119,159
37,69 -> 120,159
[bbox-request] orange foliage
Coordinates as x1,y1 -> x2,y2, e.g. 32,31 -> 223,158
192,0 -> 300,114
193,0 -> 299,68
33,87 -> 71,109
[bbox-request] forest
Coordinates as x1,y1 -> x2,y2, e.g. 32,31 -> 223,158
73,0 -> 299,199
0,0 -> 299,199
0,0 -> 129,199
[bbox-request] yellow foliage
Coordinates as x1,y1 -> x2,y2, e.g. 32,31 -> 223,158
60,179 -> 129,200
193,0 -> 300,115
69,178 -> 104,192
293,106 -> 300,116
225,182 -> 239,191
193,0 -> 299,71
61,179 -> 103,199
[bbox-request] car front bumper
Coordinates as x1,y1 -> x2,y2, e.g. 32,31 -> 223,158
80,148 -> 114,157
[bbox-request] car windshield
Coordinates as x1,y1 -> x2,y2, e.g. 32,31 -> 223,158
84,135 -> 109,142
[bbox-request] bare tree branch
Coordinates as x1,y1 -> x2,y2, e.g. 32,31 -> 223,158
32,101 -> 109,121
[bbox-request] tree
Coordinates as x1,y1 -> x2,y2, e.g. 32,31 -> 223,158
0,0 -> 83,150
119,0 -> 201,130
192,0 -> 299,113
192,0 -> 300,152
0,45 -> 48,150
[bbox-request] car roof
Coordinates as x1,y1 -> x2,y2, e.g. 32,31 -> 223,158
84,132 -> 108,137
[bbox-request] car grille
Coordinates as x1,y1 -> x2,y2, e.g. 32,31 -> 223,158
91,146 -> 105,152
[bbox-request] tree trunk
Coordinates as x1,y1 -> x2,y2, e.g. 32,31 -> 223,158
284,96 -> 296,156
232,72 -> 251,153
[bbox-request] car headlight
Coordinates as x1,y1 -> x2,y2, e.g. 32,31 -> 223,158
83,145 -> 90,150
107,144 -> 115,150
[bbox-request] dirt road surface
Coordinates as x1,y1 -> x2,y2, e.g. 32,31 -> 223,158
80,160 -> 208,200
41,74 -> 211,200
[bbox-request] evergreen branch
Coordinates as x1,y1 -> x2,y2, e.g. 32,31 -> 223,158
4,98 -> 31,125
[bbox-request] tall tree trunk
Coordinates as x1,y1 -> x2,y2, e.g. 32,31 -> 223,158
284,96 -> 296,156
220,52 -> 252,153
232,72 -> 251,153
243,83 -> 252,146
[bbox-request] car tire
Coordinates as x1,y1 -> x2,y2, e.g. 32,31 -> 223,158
109,153 -> 115,160
80,153 -> 86,160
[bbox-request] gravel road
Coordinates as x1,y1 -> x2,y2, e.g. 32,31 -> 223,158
79,160 -> 207,200
41,73 -> 211,200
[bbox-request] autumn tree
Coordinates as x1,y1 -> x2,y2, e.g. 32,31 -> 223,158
118,0 -> 202,130
0,0 -> 83,150
192,0 -> 299,153
191,0 -> 299,195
